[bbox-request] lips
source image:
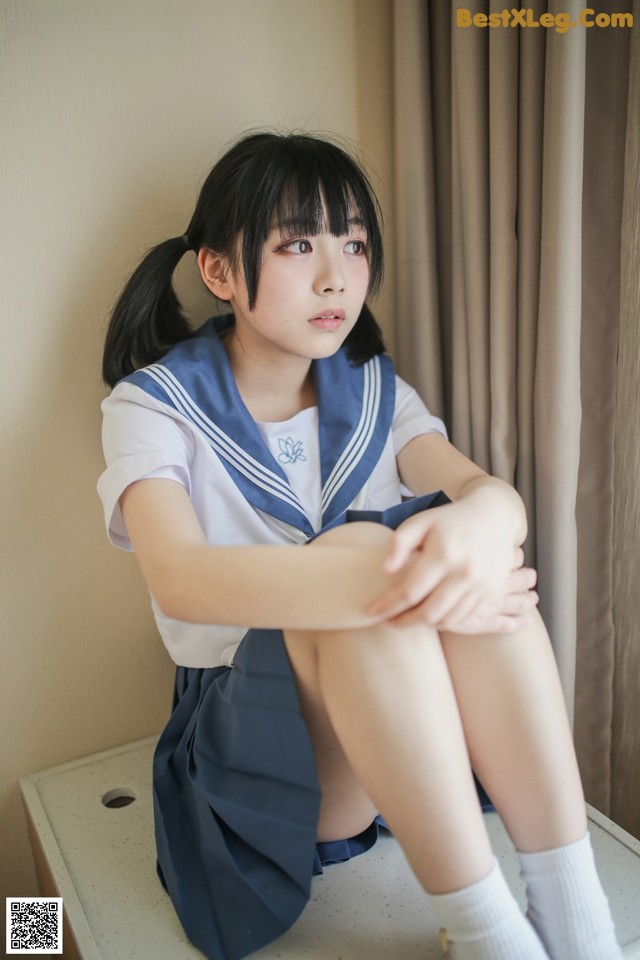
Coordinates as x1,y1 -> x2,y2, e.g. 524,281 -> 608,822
308,308 -> 346,330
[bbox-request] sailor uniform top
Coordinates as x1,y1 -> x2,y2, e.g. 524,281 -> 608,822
98,316 -> 447,668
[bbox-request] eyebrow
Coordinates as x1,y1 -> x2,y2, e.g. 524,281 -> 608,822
276,216 -> 366,234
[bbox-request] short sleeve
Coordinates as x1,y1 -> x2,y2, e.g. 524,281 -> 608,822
392,376 -> 448,454
97,383 -> 193,550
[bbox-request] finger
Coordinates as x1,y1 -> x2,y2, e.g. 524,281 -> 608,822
392,595 -> 537,633
505,566 -> 537,594
386,592 -> 456,628
490,612 -> 534,632
434,588 -> 488,632
453,588 -> 538,631
369,554 -> 447,619
421,576 -> 482,628
382,511 -> 439,574
389,574 -> 472,629
496,590 -> 539,616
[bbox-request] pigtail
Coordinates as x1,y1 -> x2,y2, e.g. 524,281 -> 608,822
102,235 -> 193,386
344,303 -> 387,364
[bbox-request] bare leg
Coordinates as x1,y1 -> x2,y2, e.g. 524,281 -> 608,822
439,615 -> 587,853
284,524 -> 586,890
285,523 -> 494,894
283,522 -> 621,958
287,613 -> 495,893
285,524 -> 557,958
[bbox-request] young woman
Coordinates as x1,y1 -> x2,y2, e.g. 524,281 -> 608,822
98,131 -> 622,960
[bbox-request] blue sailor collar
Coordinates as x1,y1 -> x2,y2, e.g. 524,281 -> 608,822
125,315 -> 396,539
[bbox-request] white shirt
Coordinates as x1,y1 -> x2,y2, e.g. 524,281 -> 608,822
98,375 -> 446,667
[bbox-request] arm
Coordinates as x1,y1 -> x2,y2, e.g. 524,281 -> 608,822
398,431 -> 526,539
119,477 -> 404,631
369,432 -> 537,630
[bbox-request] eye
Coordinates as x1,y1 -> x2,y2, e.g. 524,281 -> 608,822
345,239 -> 367,256
281,238 -> 312,254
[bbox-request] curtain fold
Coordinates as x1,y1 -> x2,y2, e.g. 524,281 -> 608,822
575,5 -> 631,816
392,0 -> 446,416
514,21 -> 546,563
392,0 -> 634,820
611,0 -> 640,840
533,0 -> 586,718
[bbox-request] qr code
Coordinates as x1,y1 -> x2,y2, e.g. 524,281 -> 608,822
6,898 -> 63,954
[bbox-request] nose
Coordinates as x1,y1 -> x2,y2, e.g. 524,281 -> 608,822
313,248 -> 345,295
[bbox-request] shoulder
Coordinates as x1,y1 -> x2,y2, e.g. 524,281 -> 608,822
392,374 -> 448,443
100,380 -> 196,468
101,378 -> 190,429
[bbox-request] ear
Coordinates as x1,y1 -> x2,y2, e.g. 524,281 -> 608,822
197,248 -> 234,301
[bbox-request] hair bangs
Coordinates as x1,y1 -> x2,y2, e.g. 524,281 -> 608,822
239,135 -> 384,307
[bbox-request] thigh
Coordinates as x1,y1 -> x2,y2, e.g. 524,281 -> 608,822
284,522 -> 395,842
284,628 -> 378,842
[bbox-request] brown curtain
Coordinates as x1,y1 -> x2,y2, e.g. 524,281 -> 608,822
611,2 -> 640,841
575,0 -> 633,820
392,0 -> 635,829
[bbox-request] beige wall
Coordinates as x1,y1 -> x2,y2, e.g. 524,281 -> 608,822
0,0 -> 393,899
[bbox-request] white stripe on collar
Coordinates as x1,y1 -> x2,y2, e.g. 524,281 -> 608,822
321,356 -> 381,514
144,364 -> 306,516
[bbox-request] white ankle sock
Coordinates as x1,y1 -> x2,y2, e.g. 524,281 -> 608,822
518,832 -> 623,960
428,858 -> 549,959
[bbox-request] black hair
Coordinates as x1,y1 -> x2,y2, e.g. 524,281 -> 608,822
103,131 -> 386,387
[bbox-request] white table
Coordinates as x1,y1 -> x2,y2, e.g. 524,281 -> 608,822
21,735 -> 640,960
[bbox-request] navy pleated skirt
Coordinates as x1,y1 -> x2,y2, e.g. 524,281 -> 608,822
152,492 -> 490,960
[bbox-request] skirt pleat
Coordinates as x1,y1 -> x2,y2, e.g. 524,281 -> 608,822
154,629 -> 322,960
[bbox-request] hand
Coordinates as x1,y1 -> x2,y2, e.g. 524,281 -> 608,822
430,560 -> 539,634
368,498 -> 538,633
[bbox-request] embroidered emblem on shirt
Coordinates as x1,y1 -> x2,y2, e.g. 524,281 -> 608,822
278,437 -> 307,464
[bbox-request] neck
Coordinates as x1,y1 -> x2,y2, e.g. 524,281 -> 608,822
223,330 -> 315,422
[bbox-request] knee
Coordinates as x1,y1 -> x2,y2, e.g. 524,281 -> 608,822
287,609 -> 441,669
